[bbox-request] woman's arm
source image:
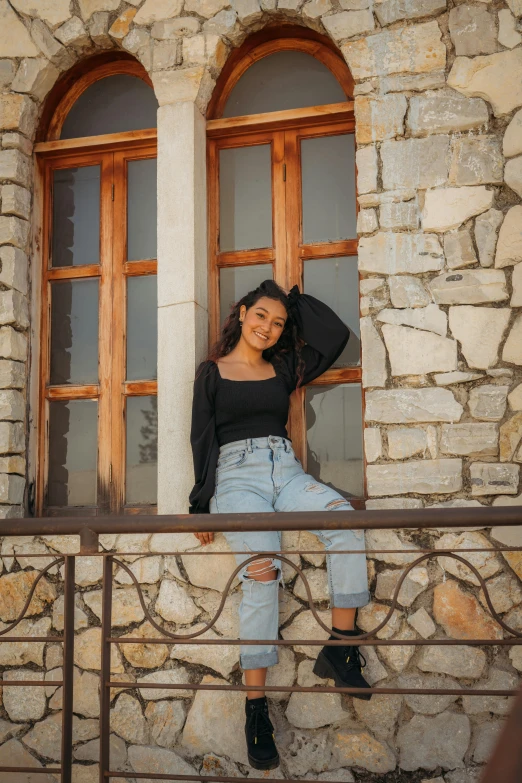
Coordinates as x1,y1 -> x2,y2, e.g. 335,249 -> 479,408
189,361 -> 219,526
284,284 -> 350,387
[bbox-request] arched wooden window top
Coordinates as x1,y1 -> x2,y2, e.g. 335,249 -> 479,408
38,55 -> 156,143
207,29 -> 355,121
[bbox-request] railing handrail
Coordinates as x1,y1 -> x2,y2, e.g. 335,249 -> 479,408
0,505 -> 521,536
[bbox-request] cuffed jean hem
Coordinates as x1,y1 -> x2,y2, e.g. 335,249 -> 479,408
241,648 -> 279,670
331,590 -> 370,609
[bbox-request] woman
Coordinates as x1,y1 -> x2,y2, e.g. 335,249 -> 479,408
189,280 -> 370,771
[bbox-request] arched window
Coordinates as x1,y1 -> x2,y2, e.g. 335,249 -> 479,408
207,31 -> 364,499
35,56 -> 158,516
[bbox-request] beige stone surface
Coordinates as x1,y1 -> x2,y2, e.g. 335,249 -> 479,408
119,621 -> 170,669
388,275 -> 430,308
359,232 -> 444,275
3,669 -> 46,721
287,662 -> 347,728
379,199 -> 419,230
408,607 -> 436,638
146,699 -> 186,746
281,609 -> 331,657
388,427 -> 428,459
508,383 -> 522,411
293,567 -> 329,603
83,588 -> 145,627
449,4 -> 497,55
356,145 -> 378,194
129,744 -> 197,780
407,88 -> 488,136
137,667 -> 191,700
156,578 -> 200,624
342,21 -> 445,80
436,531 -> 502,585
398,711 -> 471,771
378,305 -> 447,337
0,569 -> 55,622
382,324 -> 457,376
353,692 -> 402,741
500,413 -> 522,462
475,208 -> 504,267
73,667 -> 100,718
355,94 -> 407,144
322,10 -> 375,41
449,135 -> 504,186
182,534 -> 238,592
357,206 -> 378,233
361,315 -> 387,388
135,0 -> 184,24
332,729 -> 396,773
512,262 -> 522,307
0,739 -> 55,783
495,206 -> 522,267
0,617 -> 49,666
444,228 -> 477,270
364,427 -> 382,462
111,693 -> 149,744
462,668 -> 519,716
448,49 -> 522,116
503,314 -> 522,365
264,645 -> 296,701
471,462 -> 520,495
366,388 -> 463,424
499,8 -> 522,48
507,0 -> 522,16
418,644 -> 486,678
170,623 -> 239,677
78,0 -> 120,20
381,136 -> 449,190
469,384 -> 509,420
0,1 -> 39,56
368,459 -> 462,496
504,109 -> 522,158
505,156 -> 522,198
373,0 -> 445,26
440,423 -> 498,457
434,580 -> 502,639
449,306 -> 511,369
422,186 -> 494,232
22,713 -> 62,761
375,566 -> 429,607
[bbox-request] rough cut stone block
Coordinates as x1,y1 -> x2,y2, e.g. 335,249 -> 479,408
366,388 -> 463,423
495,206 -> 522,267
375,566 -> 428,607
356,145 -> 378,194
434,579 -> 502,640
449,307 -> 510,369
0,94 -> 37,138
0,290 -> 29,328
377,71 -> 446,93
331,729 -> 396,773
471,462 -> 520,495
0,59 -> 15,88
30,18 -> 74,68
0,421 -> 24,453
202,9 -> 243,44
508,383 -> 522,412
500,413 -> 522,462
55,17 -> 90,49
382,324 -> 457,376
374,0 -> 446,26
387,427 -> 427,459
0,2 -> 39,57
498,8 -> 522,49
397,712 -> 470,771
503,314 -> 522,365
365,497 -> 423,510
507,0 -> 522,18
367,459 -> 462,496
449,136 -> 504,186
378,304 -> 447,336
152,66 -> 207,107
469,384 -> 509,421
1,132 -> 32,156
449,5 -> 497,55
361,316 -> 387,388
448,49 -> 522,117
408,608 -> 436,638
359,233 -> 444,275
355,94 -> 407,143
1,184 -> 31,220
440,423 -> 498,456
78,0 -> 120,21
509,262 -> 522,307
0,473 -> 24,504
422,186 -> 494,232
342,21 -> 446,80
444,229 -> 477,270
89,11 -> 112,47
381,136 -> 449,190
359,189 -> 417,208
322,10 -> 375,41
388,275 -> 430,308
233,0 -> 263,25
505,156 -> 522,198
407,89 -> 488,136
504,109 -> 522,158
429,269 -> 508,304
0,327 -> 27,362
184,0 -> 229,17
364,427 -> 382,462
0,215 -> 29,250
0,150 -> 30,187
0,360 -> 25,390
474,209 -> 503,267
152,17 -> 201,39
379,200 -> 419,230
0,247 -> 28,295
357,208 -> 378,234
11,57 -> 59,102
418,644 -> 486,679
434,371 -> 483,386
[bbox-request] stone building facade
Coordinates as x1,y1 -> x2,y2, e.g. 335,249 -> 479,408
0,0 -> 522,780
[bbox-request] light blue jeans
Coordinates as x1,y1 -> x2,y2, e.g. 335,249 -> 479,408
209,436 -> 369,670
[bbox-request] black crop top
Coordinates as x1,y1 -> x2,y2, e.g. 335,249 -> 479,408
188,285 -> 350,514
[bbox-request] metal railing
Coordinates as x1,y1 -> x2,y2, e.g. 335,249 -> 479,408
0,506 -> 521,782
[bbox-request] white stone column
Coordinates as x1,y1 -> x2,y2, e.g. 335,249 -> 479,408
157,101 -> 208,514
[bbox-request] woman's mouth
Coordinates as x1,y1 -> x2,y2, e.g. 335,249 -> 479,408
253,330 -> 268,341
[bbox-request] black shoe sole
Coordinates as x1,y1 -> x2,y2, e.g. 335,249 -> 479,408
313,651 -> 372,701
247,752 -> 280,771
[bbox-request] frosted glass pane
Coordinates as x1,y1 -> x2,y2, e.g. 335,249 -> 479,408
48,400 -> 97,507
220,264 -> 272,325
61,75 -> 157,139
223,51 -> 346,117
220,145 -> 272,251
127,276 -> 157,381
126,396 -> 157,506
304,257 -> 360,366
128,158 -> 157,261
52,166 -> 100,267
306,383 -> 363,497
301,134 -> 357,243
50,280 -> 99,385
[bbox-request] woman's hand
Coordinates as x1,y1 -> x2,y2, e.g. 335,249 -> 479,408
194,532 -> 214,546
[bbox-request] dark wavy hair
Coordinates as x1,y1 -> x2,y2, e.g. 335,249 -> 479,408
207,279 -> 305,387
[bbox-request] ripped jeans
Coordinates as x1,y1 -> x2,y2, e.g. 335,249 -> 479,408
209,436 -> 369,670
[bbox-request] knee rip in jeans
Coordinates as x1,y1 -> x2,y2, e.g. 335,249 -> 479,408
245,557 -> 279,581
305,482 -> 327,494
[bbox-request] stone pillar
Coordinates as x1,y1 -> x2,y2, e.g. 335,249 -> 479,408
157,100 -> 208,514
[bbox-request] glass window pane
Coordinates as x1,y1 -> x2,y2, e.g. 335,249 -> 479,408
48,400 -> 97,507
126,396 -> 157,506
304,257 -> 360,366
50,279 -> 99,385
306,383 -> 364,498
220,264 -> 272,325
52,166 -> 100,267
128,158 -> 157,261
61,75 -> 158,139
127,276 -> 157,381
219,145 -> 272,252
223,51 -> 346,118
301,134 -> 356,244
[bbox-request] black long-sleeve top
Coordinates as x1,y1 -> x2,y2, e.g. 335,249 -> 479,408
188,285 -> 350,514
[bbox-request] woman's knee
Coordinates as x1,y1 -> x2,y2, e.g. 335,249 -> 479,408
245,556 -> 279,582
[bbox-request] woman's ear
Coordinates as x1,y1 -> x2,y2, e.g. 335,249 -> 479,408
239,305 -> 246,322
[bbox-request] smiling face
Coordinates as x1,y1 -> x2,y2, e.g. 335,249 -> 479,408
239,296 -> 288,352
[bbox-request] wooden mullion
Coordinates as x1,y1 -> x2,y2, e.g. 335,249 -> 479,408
37,158 -> 52,514
208,139 -> 220,344
47,265 -> 101,280
308,367 -> 362,386
206,103 -> 354,138
299,240 -> 359,259
35,129 -> 157,156
124,260 -> 157,276
216,248 -> 274,268
47,385 -> 99,400
272,131 -> 286,289
124,381 -> 158,396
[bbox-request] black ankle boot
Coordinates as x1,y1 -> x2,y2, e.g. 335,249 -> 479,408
244,696 -> 280,771
313,627 -> 372,701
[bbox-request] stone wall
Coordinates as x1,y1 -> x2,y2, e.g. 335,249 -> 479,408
0,0 -> 522,781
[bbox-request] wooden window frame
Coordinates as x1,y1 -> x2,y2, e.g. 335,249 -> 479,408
206,32 -> 366,498
36,58 -> 158,517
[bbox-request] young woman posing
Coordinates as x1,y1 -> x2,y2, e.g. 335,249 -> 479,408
189,280 -> 370,771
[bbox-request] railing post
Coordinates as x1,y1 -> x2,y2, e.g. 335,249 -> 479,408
61,555 -> 75,783
99,556 -> 113,783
